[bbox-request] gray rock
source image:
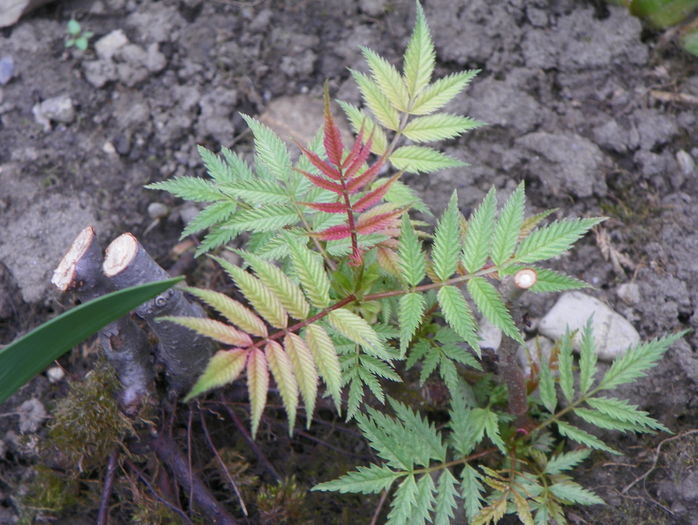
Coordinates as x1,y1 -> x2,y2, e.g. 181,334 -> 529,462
17,398 -> 46,433
538,291 -> 640,361
32,94 -> 75,131
516,132 -> 607,198
634,109 -> 679,151
617,282 -> 640,305
0,55 -> 14,85
593,118 -> 639,153
469,75 -> 544,134
0,0 -> 52,28
676,150 -> 696,176
94,29 -> 128,60
147,202 -> 169,220
82,59 -> 118,88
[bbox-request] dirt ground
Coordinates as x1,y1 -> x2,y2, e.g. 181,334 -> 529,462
1,0 -> 697,523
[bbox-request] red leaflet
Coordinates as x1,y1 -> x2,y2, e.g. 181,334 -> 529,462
353,172 -> 403,213
314,223 -> 352,241
323,84 -> 344,168
341,123 -> 365,170
343,130 -> 375,180
346,156 -> 386,194
296,144 -> 342,180
301,201 -> 348,213
295,168 -> 344,194
356,207 -> 406,235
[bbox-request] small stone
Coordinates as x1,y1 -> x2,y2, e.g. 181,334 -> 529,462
359,0 -> 387,17
82,59 -> 118,88
676,150 -> 696,176
0,56 -> 14,85
17,398 -> 47,433
46,366 -> 65,383
538,291 -> 640,361
32,95 -> 75,131
617,282 -> 641,305
95,29 -> 128,60
478,317 -> 502,351
147,202 -> 169,220
178,203 -> 201,226
145,43 -> 166,73
102,141 -> 117,155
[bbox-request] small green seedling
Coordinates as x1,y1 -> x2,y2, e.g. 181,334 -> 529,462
65,19 -> 93,51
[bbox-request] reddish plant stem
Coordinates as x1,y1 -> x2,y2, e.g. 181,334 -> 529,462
219,396 -> 281,482
97,448 -> 119,525
339,167 -> 360,263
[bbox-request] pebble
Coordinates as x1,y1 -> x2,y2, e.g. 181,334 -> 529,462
0,56 -> 14,85
17,398 -> 47,433
46,366 -> 65,383
32,94 -> 76,131
676,150 -> 696,176
478,317 -> 502,351
538,291 -> 640,361
95,29 -> 129,60
617,282 -> 641,305
147,202 -> 169,219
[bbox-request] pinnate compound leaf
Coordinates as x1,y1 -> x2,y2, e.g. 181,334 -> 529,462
410,70 -> 479,115
338,101 -> 388,155
433,470 -> 458,525
529,267 -> 589,293
304,324 -> 342,412
285,332 -> 319,426
265,340 -> 298,432
549,481 -> 604,506
491,182 -> 525,266
239,251 -> 310,320
598,331 -> 687,391
544,449 -> 591,475
437,285 -> 480,355
387,475 -> 418,525
403,114 -> 484,143
463,186 -> 497,273
287,240 -> 331,308
159,316 -> 252,347
312,464 -> 399,494
432,191 -> 462,281
556,421 -> 619,454
182,286 -> 267,337
399,293 -> 425,355
247,348 -> 269,437
351,69 -> 400,130
362,47 -> 410,112
214,257 -> 287,329
467,277 -> 523,344
578,318 -> 597,395
390,145 -> 464,174
184,348 -> 247,401
398,215 -> 426,287
515,217 -> 604,263
558,332 -> 575,402
328,308 -> 389,359
403,1 -> 435,97
241,114 -> 292,180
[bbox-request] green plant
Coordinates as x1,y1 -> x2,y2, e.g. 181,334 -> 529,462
146,2 -> 686,523
65,19 -> 93,51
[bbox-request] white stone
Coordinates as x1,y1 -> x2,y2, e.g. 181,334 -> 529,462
478,317 -> 502,351
95,29 -> 128,60
617,282 -> 641,305
147,202 -> 169,220
676,150 -> 695,176
46,366 -> 65,383
32,94 -> 75,131
538,291 -> 640,361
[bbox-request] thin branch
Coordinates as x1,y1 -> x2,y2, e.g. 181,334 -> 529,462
370,489 -> 389,525
97,448 -> 120,525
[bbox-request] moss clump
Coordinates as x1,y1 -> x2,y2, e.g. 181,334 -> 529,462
256,476 -> 314,525
19,465 -> 81,523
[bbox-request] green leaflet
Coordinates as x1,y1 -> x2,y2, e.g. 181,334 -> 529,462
184,348 -> 247,402
328,308 -> 390,360
312,464 -> 400,494
403,1 -> 434,97
399,293 -> 426,355
437,285 -> 480,355
411,474 -> 436,525
198,145 -> 234,184
285,333 -> 318,426
433,470 -> 458,525
386,180 -> 432,216
227,205 -> 298,233
287,239 -> 331,308
528,267 -> 589,293
585,397 -> 668,433
410,70 -> 480,115
387,475 -> 418,525
578,318 -> 597,395
549,481 -> 604,506
491,182 -> 525,267
241,114 -> 293,180
181,201 -> 236,239
398,214 -> 426,287
537,346 -> 557,414
337,100 -> 388,155
146,176 -> 227,202
515,217 -> 605,263
182,286 -> 268,337
362,46 -> 410,112
390,145 -> 464,174
219,179 -> 291,205
403,114 -> 484,143
460,464 -> 485,521
558,332 -> 575,402
351,69 -> 401,130
467,276 -> 522,344
556,421 -> 619,455
462,187 -> 496,273
220,146 -> 255,180
265,340 -> 299,432
304,324 -> 342,412
544,449 -> 591,475
432,192 -> 461,281
247,348 -> 269,437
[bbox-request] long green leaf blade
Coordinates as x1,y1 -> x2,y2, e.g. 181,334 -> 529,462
390,146 -> 464,174
432,191 -> 461,281
312,464 -> 400,494
491,182 -> 524,266
399,293 -> 426,355
403,114 -> 483,143
463,187 -> 496,273
398,214 -> 426,287
403,1 -> 435,97
515,218 -> 604,263
0,278 -> 182,404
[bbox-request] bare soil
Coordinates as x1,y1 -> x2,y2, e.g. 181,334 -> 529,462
1,0 -> 697,523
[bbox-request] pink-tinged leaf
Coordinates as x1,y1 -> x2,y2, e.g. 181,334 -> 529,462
284,332 -> 318,427
323,84 -> 344,168
296,144 -> 342,180
356,205 -> 406,235
376,245 -> 401,277
341,122 -> 365,170
343,129 -> 375,180
159,316 -> 253,347
295,168 -> 344,194
349,245 -> 363,266
314,223 -> 352,241
183,348 -> 248,402
247,348 -> 269,437
346,156 -> 386,194
265,340 -> 298,432
353,172 -> 403,213
300,201 -> 348,213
